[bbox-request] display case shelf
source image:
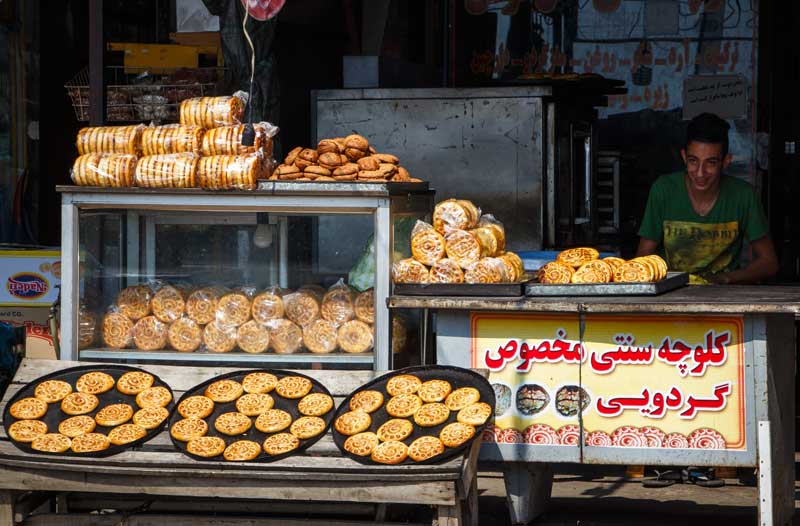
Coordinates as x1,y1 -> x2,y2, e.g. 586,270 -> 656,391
79,349 -> 375,364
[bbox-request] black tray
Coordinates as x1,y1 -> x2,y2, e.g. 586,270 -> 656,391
3,364 -> 175,457
169,369 -> 334,463
393,280 -> 528,297
524,272 -> 689,296
331,365 -> 495,465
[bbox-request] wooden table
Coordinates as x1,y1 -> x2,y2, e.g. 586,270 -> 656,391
390,285 -> 800,526
0,360 -> 481,526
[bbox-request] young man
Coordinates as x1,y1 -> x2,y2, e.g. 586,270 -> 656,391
636,113 -> 778,284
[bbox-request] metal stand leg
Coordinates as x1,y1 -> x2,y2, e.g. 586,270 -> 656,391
503,462 -> 553,525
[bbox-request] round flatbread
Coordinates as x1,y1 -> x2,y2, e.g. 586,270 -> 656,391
349,390 -> 384,413
71,433 -> 111,453
205,379 -> 244,402
408,436 -> 445,462
417,380 -> 452,403
385,394 -> 423,418
263,433 -> 300,456
171,417 -> 209,442
61,393 -> 100,416
177,396 -> 215,419
413,403 -> 450,427
58,415 -> 96,438
214,412 -> 252,436
242,372 -> 278,394
133,406 -> 169,430
445,387 -> 481,411
136,386 -> 172,408
376,419 -> 413,442
116,371 -> 155,395
275,376 -> 313,399
10,397 -> 48,420
76,372 -> 115,395
254,409 -> 292,433
440,422 -> 476,448
108,423 -> 147,445
290,416 -> 326,439
8,420 -> 47,443
34,380 -> 72,403
343,432 -> 379,457
297,393 -> 334,416
31,433 -> 71,453
457,402 -> 492,426
334,411 -> 371,436
224,440 -> 261,461
386,374 -> 422,396
371,440 -> 408,465
187,436 -> 226,458
95,403 -> 134,427
235,393 -> 275,416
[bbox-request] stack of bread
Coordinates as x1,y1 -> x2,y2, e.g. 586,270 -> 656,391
537,248 -> 668,284
272,134 -> 421,183
70,92 -> 278,190
391,199 -> 525,284
100,280 -> 405,355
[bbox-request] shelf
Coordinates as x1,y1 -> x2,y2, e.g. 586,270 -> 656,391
79,349 -> 375,364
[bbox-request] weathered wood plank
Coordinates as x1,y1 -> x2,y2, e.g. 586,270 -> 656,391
25,513 -> 429,526
0,490 -> 13,526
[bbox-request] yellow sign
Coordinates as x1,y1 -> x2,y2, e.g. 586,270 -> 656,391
471,313 -> 745,450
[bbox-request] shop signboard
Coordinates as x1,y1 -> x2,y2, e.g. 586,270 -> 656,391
0,250 -> 61,306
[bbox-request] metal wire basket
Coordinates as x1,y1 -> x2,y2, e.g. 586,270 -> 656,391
65,66 -> 224,123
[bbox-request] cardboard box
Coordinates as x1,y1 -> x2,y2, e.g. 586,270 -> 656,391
0,306 -> 57,360
0,249 -> 61,307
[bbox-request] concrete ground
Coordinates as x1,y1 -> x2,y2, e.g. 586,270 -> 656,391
476,465 -> 770,525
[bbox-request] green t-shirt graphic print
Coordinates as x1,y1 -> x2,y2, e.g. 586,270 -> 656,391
638,172 -> 769,277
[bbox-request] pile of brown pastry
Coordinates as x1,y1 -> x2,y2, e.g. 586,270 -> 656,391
170,372 -> 333,461
538,248 -> 668,284
392,199 -> 525,284
272,134 -> 421,183
335,373 -> 491,464
97,282 -> 386,355
71,93 -> 278,190
7,369 -> 171,454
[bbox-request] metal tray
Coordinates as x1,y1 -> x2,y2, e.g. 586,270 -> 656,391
3,364 -> 175,458
524,272 -> 689,297
393,280 -> 528,297
168,369 -> 334,463
331,365 -> 495,466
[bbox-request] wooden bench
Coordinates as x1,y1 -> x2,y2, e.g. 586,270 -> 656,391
0,359 -> 481,526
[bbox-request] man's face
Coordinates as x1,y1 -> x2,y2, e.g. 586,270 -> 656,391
681,141 -> 732,193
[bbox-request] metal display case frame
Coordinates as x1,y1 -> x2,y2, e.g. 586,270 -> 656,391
59,183 -> 433,370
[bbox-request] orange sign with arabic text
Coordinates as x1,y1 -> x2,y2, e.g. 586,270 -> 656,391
471,313 -> 745,450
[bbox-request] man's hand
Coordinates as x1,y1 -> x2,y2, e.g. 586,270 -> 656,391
636,238 -> 659,257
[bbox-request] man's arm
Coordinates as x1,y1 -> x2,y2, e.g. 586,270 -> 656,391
636,238 -> 659,257
709,235 -> 779,284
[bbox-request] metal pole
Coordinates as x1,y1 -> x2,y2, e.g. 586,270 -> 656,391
89,0 -> 105,125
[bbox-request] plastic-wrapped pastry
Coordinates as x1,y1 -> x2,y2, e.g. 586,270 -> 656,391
556,247 -> 600,268
200,122 -> 278,156
186,287 -> 221,325
283,291 -> 321,327
134,153 -> 199,188
444,229 -> 482,269
251,289 -> 285,324
151,285 -> 186,323
78,306 -> 97,349
433,199 -> 480,234
197,154 -> 261,191
203,320 -> 238,353
391,258 -> 430,284
464,258 -> 510,284
179,92 -> 247,129
141,124 -> 204,156
302,319 -> 339,354
337,320 -> 374,354
320,282 -> 355,325
216,292 -> 251,327
392,317 -> 407,354
410,221 -> 446,266
76,124 -> 144,155
237,320 -> 270,353
571,260 -> 612,284
267,319 -> 303,354
537,261 -> 574,284
354,289 -> 375,324
116,285 -> 152,321
429,258 -> 465,283
167,317 -> 202,352
132,316 -> 168,351
497,252 -> 524,282
476,214 -> 506,254
102,312 -> 134,348
71,153 -> 137,187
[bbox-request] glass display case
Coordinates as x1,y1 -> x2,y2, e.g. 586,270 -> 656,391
59,183 -> 433,370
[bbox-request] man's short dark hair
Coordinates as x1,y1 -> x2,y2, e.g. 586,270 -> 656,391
686,113 -> 730,157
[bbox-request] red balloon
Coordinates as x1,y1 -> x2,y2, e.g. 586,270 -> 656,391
592,0 -> 621,13
534,0 -> 559,14
240,0 -> 285,21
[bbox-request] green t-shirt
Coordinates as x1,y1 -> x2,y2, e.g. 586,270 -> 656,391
638,171 -> 769,276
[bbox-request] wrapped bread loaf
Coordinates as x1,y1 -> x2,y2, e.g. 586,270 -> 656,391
433,199 -> 480,234
71,153 -> 137,187
320,281 -> 355,325
444,229 -> 482,269
141,124 -> 204,156
201,122 -> 278,157
197,154 -> 261,190
134,153 -> 199,188
76,125 -> 144,155
391,258 -> 429,284
497,252 -> 524,282
410,221 -> 446,266
429,258 -> 465,283
464,258 -> 511,284
179,93 -> 247,129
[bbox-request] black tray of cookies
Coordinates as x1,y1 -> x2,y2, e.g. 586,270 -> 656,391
331,365 -> 495,465
168,369 -> 334,463
3,364 -> 175,457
